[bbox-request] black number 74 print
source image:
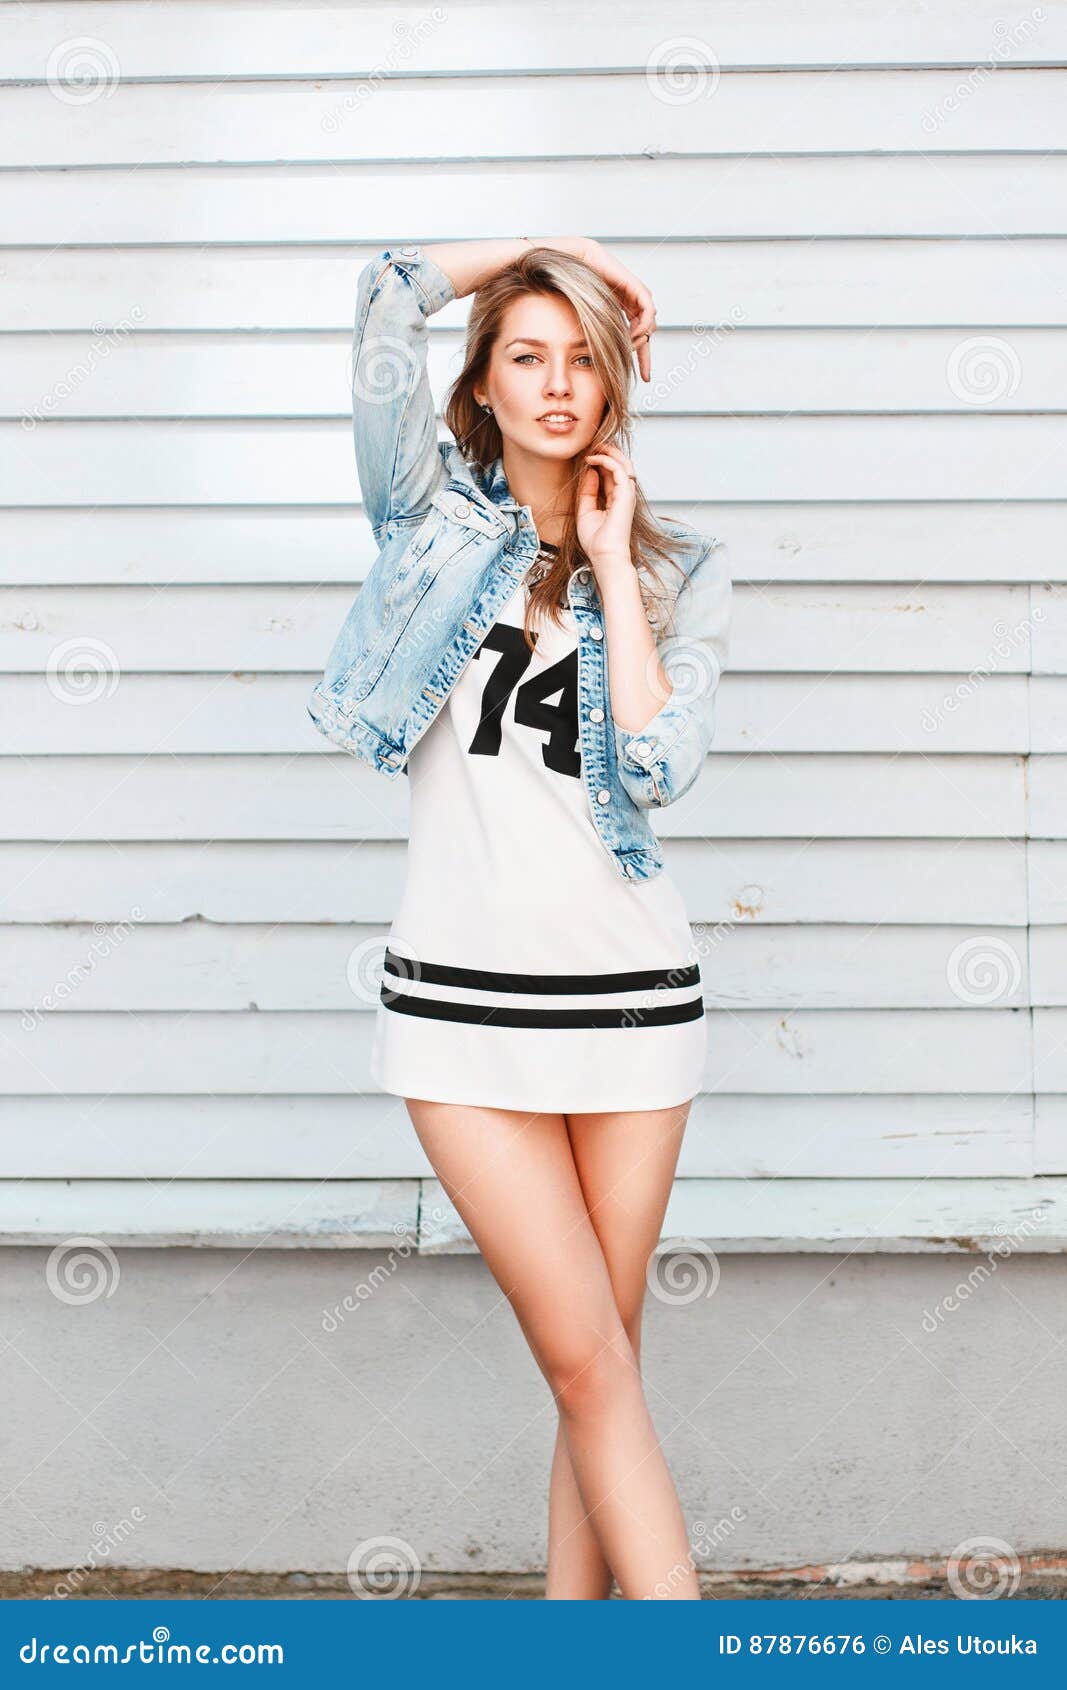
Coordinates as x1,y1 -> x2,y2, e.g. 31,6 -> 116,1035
467,624 -> 581,778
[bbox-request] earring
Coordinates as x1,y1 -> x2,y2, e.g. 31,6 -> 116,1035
480,402 -> 492,413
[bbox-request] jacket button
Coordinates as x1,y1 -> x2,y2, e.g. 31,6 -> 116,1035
624,862 -> 637,878
589,707 -> 605,722
577,568 -> 590,583
629,740 -> 650,758
399,245 -> 419,256
596,788 -> 611,804
589,624 -> 604,640
453,499 -> 470,517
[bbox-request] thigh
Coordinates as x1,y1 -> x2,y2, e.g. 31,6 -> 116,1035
563,1099 -> 693,1340
404,1097 -> 630,1385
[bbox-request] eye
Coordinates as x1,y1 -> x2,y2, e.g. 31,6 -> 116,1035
575,355 -> 594,367
514,354 -> 538,365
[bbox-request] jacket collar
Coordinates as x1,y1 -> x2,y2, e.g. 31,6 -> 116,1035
444,446 -> 521,514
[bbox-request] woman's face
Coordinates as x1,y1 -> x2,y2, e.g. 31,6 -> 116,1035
477,291 -> 607,462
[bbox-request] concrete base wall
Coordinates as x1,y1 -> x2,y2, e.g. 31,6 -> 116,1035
2,1247 -> 1062,1580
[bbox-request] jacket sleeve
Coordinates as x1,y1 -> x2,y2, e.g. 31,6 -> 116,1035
610,534 -> 732,810
350,245 -> 457,543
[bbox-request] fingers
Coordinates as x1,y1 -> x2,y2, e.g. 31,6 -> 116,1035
583,447 -> 638,507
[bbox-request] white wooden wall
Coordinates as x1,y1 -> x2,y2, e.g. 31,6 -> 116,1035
3,0 -> 1067,1251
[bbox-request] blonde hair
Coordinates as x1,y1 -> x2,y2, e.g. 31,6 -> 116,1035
442,246 -> 687,651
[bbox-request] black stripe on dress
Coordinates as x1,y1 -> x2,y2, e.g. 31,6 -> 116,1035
382,947 -> 700,995
379,988 -> 705,1029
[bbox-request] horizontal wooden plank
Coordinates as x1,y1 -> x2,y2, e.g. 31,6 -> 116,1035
0,1091 -> 1032,1180
1031,930 -> 1067,1006
0,754 -> 1030,840
6,70 -> 1064,168
4,503 -> 1064,586
9,328 -> 1067,420
5,158 -> 1067,245
5,1170 -> 1062,1251
1032,585 -> 1067,673
419,1174 -> 1067,1254
7,241 -> 1067,334
0,1177 -> 418,1248
0,583 -> 1033,678
0,1008 -> 1033,1095
1029,841 -> 1067,925
1036,1096 -> 1067,1173
1034,1009 -> 1067,1091
5,416 -> 1065,504
0,838 -> 1026,927
1030,757 -> 1067,837
0,921 -> 1033,1012
7,2 -> 1065,77
0,672 -> 1035,755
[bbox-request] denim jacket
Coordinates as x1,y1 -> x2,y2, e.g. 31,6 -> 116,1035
306,244 -> 731,883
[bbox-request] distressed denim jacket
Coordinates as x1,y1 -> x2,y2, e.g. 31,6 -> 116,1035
306,245 -> 731,883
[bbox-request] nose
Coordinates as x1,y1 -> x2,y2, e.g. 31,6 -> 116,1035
543,359 -> 573,399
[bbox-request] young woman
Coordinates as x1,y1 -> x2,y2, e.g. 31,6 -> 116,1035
309,236 -> 730,1599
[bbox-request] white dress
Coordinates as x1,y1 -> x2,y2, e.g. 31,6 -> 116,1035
370,547 -> 706,1113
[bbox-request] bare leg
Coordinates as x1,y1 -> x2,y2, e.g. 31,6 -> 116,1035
405,1096 -> 699,1599
545,1101 -> 694,1600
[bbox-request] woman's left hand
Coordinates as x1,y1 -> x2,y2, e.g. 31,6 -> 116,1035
576,443 -> 638,575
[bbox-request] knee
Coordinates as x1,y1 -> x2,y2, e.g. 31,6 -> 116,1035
545,1328 -> 639,1420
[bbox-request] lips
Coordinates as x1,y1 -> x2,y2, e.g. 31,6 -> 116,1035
537,412 -> 578,433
